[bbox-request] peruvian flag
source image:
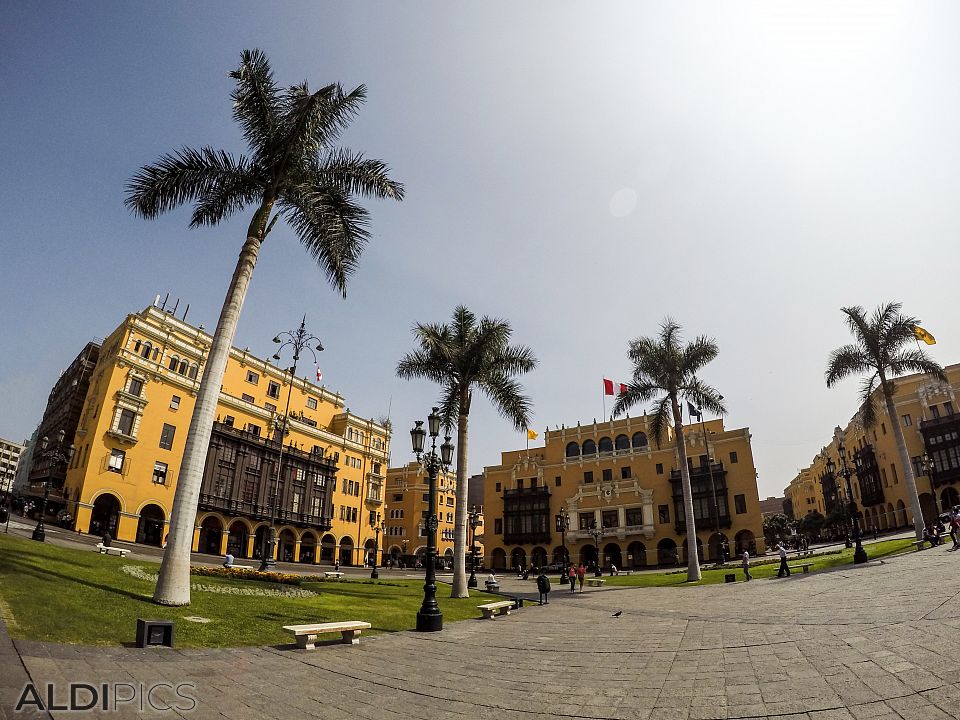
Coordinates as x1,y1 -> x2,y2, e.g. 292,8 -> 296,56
603,378 -> 628,396
316,366 -> 323,383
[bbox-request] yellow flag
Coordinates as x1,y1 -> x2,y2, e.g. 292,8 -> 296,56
914,325 -> 936,345
527,428 -> 538,440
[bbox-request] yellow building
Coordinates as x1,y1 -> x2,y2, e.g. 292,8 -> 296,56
483,415 -> 765,570
61,303 -> 390,566
793,362 -> 960,532
384,462 -> 460,567
785,467 -> 825,519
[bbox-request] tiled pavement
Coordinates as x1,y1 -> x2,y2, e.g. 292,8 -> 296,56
5,547 -> 960,719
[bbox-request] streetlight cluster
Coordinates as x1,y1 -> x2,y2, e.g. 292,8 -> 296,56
33,430 -> 75,543
825,440 -> 868,564
467,505 -> 482,588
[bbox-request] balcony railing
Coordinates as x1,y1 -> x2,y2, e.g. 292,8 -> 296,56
198,493 -> 332,530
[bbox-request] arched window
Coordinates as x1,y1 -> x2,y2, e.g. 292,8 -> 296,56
582,439 -> 597,455
168,356 -> 179,372
133,340 -> 142,354
140,342 -> 152,359
565,442 -> 580,458
615,434 -> 630,451
632,432 -> 648,448
188,364 -> 199,380
598,437 -> 613,453
152,347 -> 161,361
178,360 -> 188,375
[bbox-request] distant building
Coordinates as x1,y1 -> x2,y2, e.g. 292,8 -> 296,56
758,495 -> 786,518
384,462 -> 459,566
0,437 -> 25,495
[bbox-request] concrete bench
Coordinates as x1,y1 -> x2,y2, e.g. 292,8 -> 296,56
95,543 -> 129,557
484,581 -> 500,592
224,564 -> 254,570
283,621 -> 371,649
612,570 -> 632,576
324,571 -> 345,580
788,563 -> 814,574
586,578 -> 605,587
478,600 -> 514,619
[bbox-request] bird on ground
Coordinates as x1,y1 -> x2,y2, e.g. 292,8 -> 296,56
611,610 -> 622,617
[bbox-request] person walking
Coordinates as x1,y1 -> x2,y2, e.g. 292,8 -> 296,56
950,511 -> 960,549
776,542 -> 791,577
741,550 -> 751,581
567,564 -> 577,592
536,568 -> 551,605
576,563 -> 586,592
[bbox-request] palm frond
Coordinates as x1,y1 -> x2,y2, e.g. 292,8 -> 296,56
825,344 -> 872,388
317,149 -> 405,201
684,377 -> 726,416
396,347 -> 448,384
478,372 -> 532,432
681,336 -> 720,376
229,49 -> 281,157
437,381 -> 461,434
280,82 -> 367,160
648,396 -> 672,447
189,168 -> 264,227
888,348 -> 948,383
612,380 -> 660,418
858,373 -> 880,428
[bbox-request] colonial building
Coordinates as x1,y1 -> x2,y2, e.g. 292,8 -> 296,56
784,468 -> 825,520
384,462 -> 459,567
790,362 -> 960,532
57,301 -> 390,566
0,437 -> 25,495
482,415 -> 765,571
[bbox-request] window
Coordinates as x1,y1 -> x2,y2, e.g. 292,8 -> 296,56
446,497 -> 454,506
530,477 -> 537,488
632,432 -> 648,448
946,402 -> 955,416
241,393 -> 255,403
583,471 -> 593,484
931,405 -> 941,419
565,442 -> 580,457
517,479 -> 524,489
658,504 -> 670,524
890,464 -> 898,484
170,395 -> 180,410
494,519 -> 503,534
729,451 -> 738,464
602,468 -> 612,482
555,476 -> 562,487
108,449 -> 125,472
117,408 -> 136,436
881,468 -> 888,486
393,493 -> 403,502
223,415 -> 234,427
264,402 -> 277,413
578,512 -> 594,530
246,370 -> 259,385
582,439 -> 597,455
656,463 -> 663,475
621,466 -> 632,479
153,461 -> 168,485
159,423 -> 176,450
902,414 -> 912,427
615,434 -> 630,451
247,424 -> 261,437
267,381 -> 281,399
495,482 -> 501,492
422,492 -> 429,501
601,510 -> 618,528
128,378 -> 144,397
734,494 -> 746,514
625,507 -> 643,526
881,422 -> 886,435
306,397 -> 318,410
598,437 -> 613,453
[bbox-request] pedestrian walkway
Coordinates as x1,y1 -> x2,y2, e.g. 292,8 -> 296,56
5,545 -> 960,719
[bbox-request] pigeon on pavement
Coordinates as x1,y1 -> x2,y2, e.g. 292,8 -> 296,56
611,610 -> 622,617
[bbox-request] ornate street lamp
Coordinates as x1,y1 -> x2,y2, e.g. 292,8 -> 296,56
33,430 -> 75,542
921,452 -> 937,516
467,505 -> 481,588
259,317 -> 323,572
826,441 -> 867,564
370,513 -> 385,579
590,523 -> 603,576
410,408 -> 453,632
556,510 -> 572,582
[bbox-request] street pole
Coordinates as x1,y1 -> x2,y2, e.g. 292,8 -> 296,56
371,517 -> 383,579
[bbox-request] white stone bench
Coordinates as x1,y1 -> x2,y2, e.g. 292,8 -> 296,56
224,564 -> 254,570
478,600 -> 514,619
283,621 -> 371,649
324,571 -> 345,581
586,577 -> 605,587
95,544 -> 129,557
788,563 -> 814,574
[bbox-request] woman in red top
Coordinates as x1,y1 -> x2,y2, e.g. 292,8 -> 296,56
576,563 -> 586,592
567,564 -> 576,592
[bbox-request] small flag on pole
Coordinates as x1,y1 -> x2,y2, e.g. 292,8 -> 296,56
603,378 -> 628,396
687,401 -> 702,420
527,429 -> 538,440
913,326 -> 936,345
316,366 -> 323,382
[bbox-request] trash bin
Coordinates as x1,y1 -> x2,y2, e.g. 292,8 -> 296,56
724,574 -> 736,583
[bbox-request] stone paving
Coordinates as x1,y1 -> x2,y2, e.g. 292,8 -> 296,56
5,546 -> 960,719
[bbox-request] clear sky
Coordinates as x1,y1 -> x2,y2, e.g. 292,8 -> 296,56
2,1 -> 958,497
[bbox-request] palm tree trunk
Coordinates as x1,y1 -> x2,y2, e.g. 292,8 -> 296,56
450,397 -> 469,598
672,397 -> 702,582
882,382 -> 924,539
153,222 -> 266,605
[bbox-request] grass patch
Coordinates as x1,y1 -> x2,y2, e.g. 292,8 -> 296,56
602,537 -> 917,587
0,534 -> 498,647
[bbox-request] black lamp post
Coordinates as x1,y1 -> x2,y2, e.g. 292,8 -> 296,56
33,430 -> 75,542
467,505 -> 481,588
259,317 -> 323,572
410,408 -> 454,632
921,452 -> 937,516
370,514 -> 385,579
590,524 -> 603,576
556,510 -> 571,582
827,442 -> 867,564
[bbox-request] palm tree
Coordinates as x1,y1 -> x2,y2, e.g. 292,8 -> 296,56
125,49 -> 403,606
612,319 -> 725,582
825,303 -> 945,540
397,306 -> 537,597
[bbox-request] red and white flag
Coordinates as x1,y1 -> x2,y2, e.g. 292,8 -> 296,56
316,366 -> 323,383
603,378 -> 628,396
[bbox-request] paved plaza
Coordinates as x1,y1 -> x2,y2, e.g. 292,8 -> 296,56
4,545 -> 960,720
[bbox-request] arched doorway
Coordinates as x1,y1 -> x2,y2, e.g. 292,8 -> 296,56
734,529 -> 755,556
198,516 -> 223,555
602,543 -> 622,569
364,539 -> 377,568
510,547 -> 526,571
579,544 -> 598,567
896,500 -> 908,527
253,526 -> 269,560
919,493 -> 938,524
627,541 -> 646,568
531,546 -> 548,568
227,521 -> 249,558
680,536 -> 704,564
552,546 -> 568,565
387,545 -> 402,567
940,486 -> 960,512
656,538 -> 678,566
299,532 -> 317,564
278,529 -> 297,562
135,504 -> 165,546
89,493 -> 121,537
320,534 -> 336,563
443,548 -> 454,570
339,537 -> 354,566
708,532 -> 728,563
491,548 -> 507,570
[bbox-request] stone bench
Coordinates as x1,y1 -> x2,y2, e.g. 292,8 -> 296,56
324,571 -> 345,580
788,563 -> 814,574
283,621 -> 371,649
478,600 -> 514,619
95,543 -> 129,557
484,581 -> 500,592
586,578 -> 605,587
224,564 -> 254,570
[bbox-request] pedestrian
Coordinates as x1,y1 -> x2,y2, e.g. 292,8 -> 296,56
567,564 -> 576,592
776,542 -> 790,577
873,526 -> 879,541
950,511 -> 960,549
334,558 -> 340,571
576,563 -> 586,592
610,563 -> 618,577
741,550 -> 751,581
536,568 -> 551,605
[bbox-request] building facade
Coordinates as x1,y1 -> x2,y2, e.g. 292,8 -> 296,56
483,415 -> 765,571
58,303 -> 390,566
384,461 -> 459,567
790,362 -> 960,533
0,437 -> 25,495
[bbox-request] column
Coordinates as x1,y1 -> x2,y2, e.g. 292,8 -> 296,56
219,529 -> 229,555
294,540 -> 302,563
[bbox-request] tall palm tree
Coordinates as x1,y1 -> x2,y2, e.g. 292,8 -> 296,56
397,306 -> 537,597
612,319 -> 725,582
825,303 -> 945,540
125,49 -> 403,606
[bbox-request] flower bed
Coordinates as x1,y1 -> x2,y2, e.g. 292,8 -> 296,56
119,565 -> 316,598
190,566 -> 305,586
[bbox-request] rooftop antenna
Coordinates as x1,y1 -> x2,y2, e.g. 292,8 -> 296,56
182,304 -> 189,322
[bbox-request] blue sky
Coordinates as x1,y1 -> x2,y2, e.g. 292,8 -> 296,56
2,2 -> 959,496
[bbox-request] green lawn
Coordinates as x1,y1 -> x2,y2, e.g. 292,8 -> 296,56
0,533 -> 498,647
602,537 -> 918,587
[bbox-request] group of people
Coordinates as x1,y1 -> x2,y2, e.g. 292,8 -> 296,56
923,508 -> 960,549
